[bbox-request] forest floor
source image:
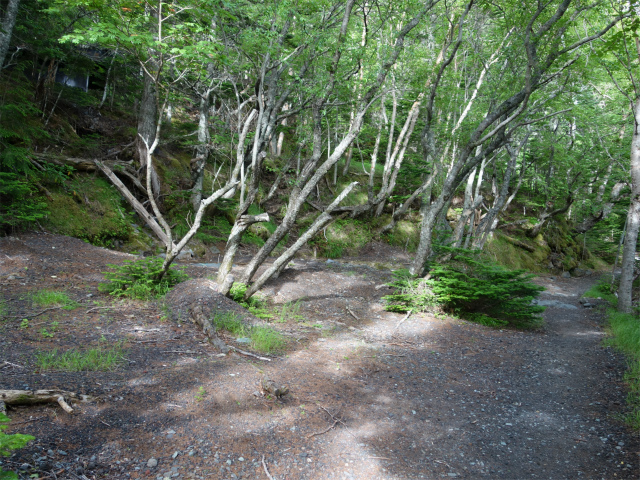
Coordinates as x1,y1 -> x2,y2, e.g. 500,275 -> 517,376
0,233 -> 639,480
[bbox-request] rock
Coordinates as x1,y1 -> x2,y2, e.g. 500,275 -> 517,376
261,376 -> 289,398
172,451 -> 180,459
561,271 -> 571,278
147,458 -> 158,468
570,267 -> 588,277
236,337 -> 251,344
210,245 -> 221,255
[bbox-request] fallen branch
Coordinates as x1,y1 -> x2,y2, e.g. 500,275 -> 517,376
319,405 -> 357,438
228,346 -> 271,361
262,455 -> 276,480
501,234 -> 536,252
391,310 -> 412,335
12,306 -> 63,319
162,350 -> 202,355
0,389 -> 95,414
307,419 -> 339,439
2,361 -> 24,369
86,306 -> 112,313
346,307 -> 360,321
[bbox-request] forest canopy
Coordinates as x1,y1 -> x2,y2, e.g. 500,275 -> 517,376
1,0 -> 639,310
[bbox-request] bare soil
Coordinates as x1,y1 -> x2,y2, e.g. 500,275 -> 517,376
0,233 -> 638,480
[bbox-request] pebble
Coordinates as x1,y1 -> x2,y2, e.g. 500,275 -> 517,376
147,458 -> 158,468
172,451 -> 180,459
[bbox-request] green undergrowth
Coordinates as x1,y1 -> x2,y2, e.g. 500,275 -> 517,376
484,232 -> 549,272
384,248 -> 545,329
310,218 -> 374,258
44,177 -> 133,246
584,280 -> 618,306
35,343 -> 126,371
229,282 -> 272,319
604,309 -> 640,430
0,412 -> 34,480
31,289 -> 77,309
99,257 -> 189,300
211,311 -> 285,354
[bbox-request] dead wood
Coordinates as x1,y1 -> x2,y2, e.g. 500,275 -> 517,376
500,234 -> 536,252
0,389 -> 95,414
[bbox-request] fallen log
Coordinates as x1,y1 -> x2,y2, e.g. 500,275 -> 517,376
501,234 -> 536,253
0,389 -> 95,414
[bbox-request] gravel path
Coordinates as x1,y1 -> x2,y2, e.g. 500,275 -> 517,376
1,235 -> 638,479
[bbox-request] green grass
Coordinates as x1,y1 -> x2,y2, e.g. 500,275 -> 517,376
35,344 -> 126,372
276,300 -> 305,323
583,278 -> 618,306
605,309 -> 640,429
211,311 -> 286,354
31,290 -> 77,309
250,326 -> 286,353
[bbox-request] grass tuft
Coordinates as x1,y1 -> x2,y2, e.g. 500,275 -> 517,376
211,311 -> 285,354
31,290 -> 77,309
35,344 -> 126,372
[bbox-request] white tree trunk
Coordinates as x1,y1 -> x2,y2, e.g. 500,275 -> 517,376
618,96 -> 640,314
0,0 -> 20,69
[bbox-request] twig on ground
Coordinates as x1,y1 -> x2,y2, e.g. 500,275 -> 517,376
162,350 -> 202,355
262,455 -> 276,480
319,405 -> 357,438
228,346 -> 271,361
12,306 -> 63,319
391,310 -> 412,335
9,416 -> 44,426
307,419 -> 339,439
2,361 -> 24,368
166,404 -> 184,408
86,306 -> 111,313
363,354 -> 406,358
346,307 -> 360,321
100,420 -> 112,427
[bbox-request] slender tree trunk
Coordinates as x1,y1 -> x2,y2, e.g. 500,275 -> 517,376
618,96 -> 640,313
99,49 -> 117,109
190,93 -> 211,210
0,0 -> 19,69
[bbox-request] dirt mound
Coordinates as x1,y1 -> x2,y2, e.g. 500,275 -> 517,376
165,278 -> 260,352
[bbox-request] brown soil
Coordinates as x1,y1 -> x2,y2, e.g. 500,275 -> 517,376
0,233 -> 638,480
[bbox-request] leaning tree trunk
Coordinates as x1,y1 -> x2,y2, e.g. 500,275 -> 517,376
0,0 -> 20,69
618,96 -> 640,314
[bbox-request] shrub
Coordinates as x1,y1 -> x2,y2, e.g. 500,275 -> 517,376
384,249 -> 545,328
383,269 -> 439,313
99,257 -> 189,300
0,172 -> 48,234
0,412 -> 34,480
428,249 -> 545,328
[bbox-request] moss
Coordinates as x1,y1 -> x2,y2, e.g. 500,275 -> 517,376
384,220 -> 420,252
44,177 -> 132,246
484,233 -> 550,272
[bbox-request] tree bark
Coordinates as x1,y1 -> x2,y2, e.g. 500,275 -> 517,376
0,0 -> 20,69
618,95 -> 640,313
191,92 -> 211,210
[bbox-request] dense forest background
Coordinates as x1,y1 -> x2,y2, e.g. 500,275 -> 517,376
1,0 -> 639,311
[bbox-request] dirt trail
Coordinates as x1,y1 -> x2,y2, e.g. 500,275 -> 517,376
0,234 -> 638,479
